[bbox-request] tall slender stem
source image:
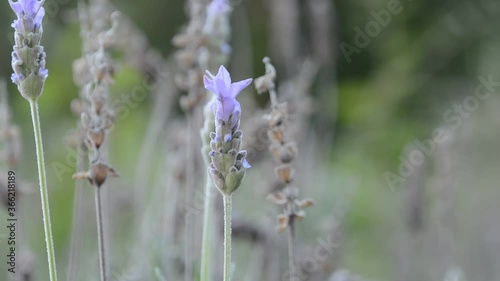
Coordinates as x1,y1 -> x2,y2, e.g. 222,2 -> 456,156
287,213 -> 296,281
29,99 -> 58,281
223,195 -> 232,281
67,141 -> 86,281
95,186 -> 106,281
200,175 -> 214,281
184,113 -> 194,281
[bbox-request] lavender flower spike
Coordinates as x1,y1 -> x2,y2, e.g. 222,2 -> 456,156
9,0 -> 48,101
204,65 -> 252,195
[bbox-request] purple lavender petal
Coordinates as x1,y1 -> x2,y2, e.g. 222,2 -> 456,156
11,73 -> 23,84
9,0 -> 45,31
216,97 -> 240,122
204,65 -> 250,124
204,75 -> 218,94
242,159 -> 251,169
19,0 -> 30,12
34,5 -> 45,27
217,65 -> 232,87
8,0 -> 23,16
224,134 -> 232,143
38,67 -> 48,79
214,67 -> 231,98
11,20 -> 22,30
229,78 -> 252,98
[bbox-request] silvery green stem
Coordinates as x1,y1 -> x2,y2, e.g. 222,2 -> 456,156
184,113 -> 195,281
95,186 -> 106,281
200,97 -> 215,281
154,267 -> 167,281
223,194 -> 232,281
200,176 -> 214,281
29,99 -> 58,281
67,141 -> 86,281
287,208 -> 296,281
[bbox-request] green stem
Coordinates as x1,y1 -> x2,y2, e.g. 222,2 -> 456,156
29,100 -> 58,281
95,186 -> 106,281
287,214 -> 296,281
200,176 -> 214,281
184,113 -> 194,281
67,141 -> 86,281
223,195 -> 232,281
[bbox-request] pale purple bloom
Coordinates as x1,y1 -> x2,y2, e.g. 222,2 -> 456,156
11,73 -> 24,84
9,0 -> 45,32
205,66 -> 252,195
39,67 -> 48,79
203,65 -> 252,124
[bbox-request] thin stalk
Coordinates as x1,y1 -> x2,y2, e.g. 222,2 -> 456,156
94,186 -> 106,281
67,141 -> 86,281
287,212 -> 296,281
200,175 -> 214,281
29,99 -> 58,281
223,195 -> 232,281
184,113 -> 194,281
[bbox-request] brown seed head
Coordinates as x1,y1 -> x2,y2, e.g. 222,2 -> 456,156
275,164 -> 294,184
268,127 -> 285,144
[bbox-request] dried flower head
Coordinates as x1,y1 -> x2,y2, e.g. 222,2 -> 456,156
255,57 -> 315,232
174,0 -> 234,111
72,2 -> 121,190
72,162 -> 118,188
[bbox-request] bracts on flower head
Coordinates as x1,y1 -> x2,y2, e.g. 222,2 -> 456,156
9,0 -> 48,101
203,65 -> 252,195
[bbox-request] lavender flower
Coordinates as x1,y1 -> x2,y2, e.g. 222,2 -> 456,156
9,0 -> 48,101
204,66 -> 252,125
203,65 -> 252,195
9,2 -> 58,280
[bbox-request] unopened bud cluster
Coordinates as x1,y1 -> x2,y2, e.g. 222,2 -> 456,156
72,6 -> 120,188
173,0 -> 233,111
256,57 -> 314,232
208,115 -> 248,195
